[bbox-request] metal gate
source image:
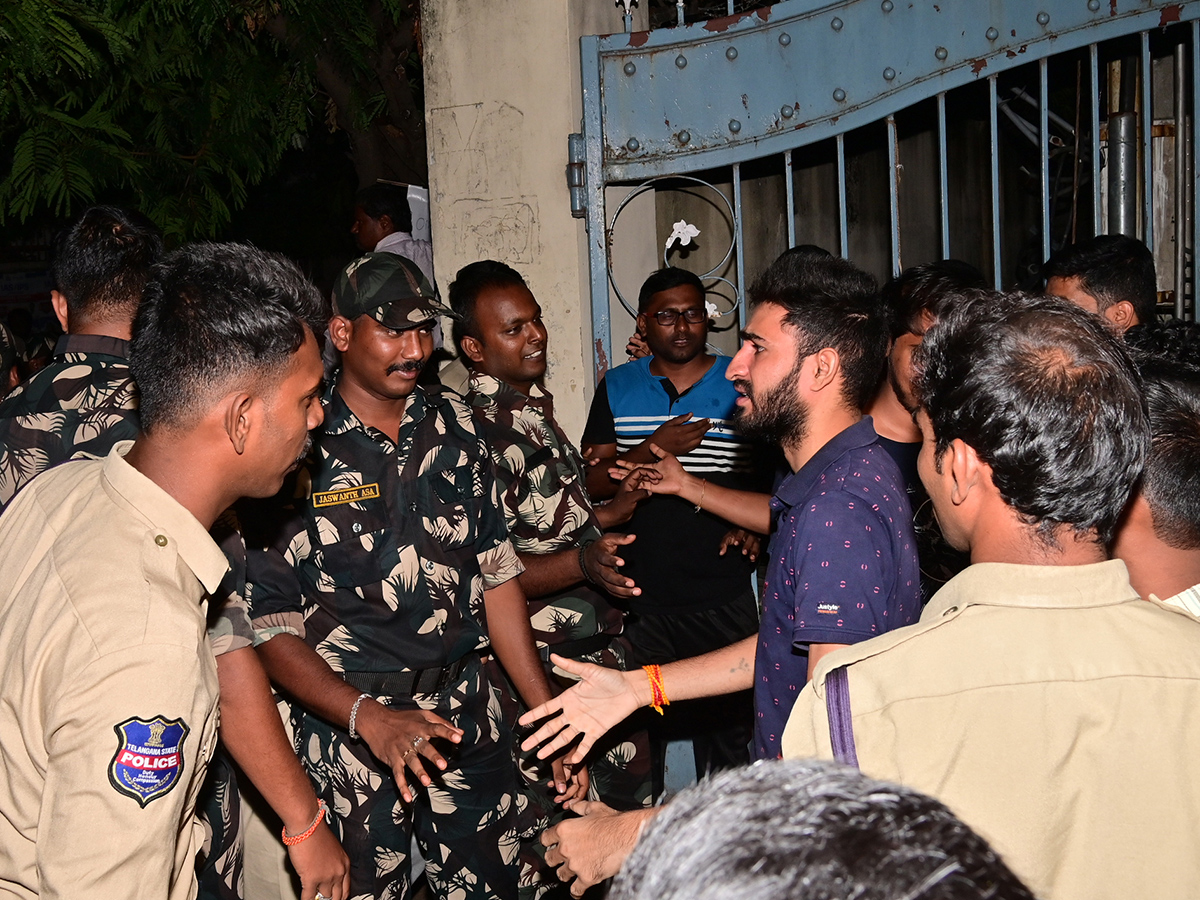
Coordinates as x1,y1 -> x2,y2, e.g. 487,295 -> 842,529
572,0 -> 1200,379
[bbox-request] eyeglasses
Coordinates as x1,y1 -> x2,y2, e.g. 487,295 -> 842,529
650,308 -> 707,326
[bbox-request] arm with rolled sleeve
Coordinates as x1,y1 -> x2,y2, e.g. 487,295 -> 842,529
39,644 -> 217,900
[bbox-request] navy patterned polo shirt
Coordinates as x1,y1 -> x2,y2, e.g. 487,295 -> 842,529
754,417 -> 920,759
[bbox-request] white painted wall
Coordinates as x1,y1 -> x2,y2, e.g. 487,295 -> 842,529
422,0 -> 648,439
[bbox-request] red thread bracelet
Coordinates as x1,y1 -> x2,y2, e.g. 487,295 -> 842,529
282,798 -> 329,846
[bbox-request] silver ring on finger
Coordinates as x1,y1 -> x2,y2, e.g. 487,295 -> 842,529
315,893 -> 330,900
411,735 -> 425,750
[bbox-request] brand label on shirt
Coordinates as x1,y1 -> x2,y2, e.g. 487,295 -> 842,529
816,602 -> 841,615
109,716 -> 190,807
313,483 -> 381,508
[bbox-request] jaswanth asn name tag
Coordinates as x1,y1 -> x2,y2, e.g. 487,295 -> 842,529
313,483 -> 381,508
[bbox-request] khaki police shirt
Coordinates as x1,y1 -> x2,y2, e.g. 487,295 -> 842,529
0,443 -> 226,900
783,560 -> 1200,900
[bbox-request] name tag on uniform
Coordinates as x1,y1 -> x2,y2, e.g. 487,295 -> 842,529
313,483 -> 381,508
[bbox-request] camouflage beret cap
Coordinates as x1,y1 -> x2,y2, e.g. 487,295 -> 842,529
333,253 -> 450,329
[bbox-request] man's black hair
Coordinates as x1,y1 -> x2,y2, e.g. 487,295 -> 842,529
51,206 -> 163,323
131,242 -> 328,433
915,290 -> 1149,546
447,260 -> 528,352
747,252 -> 886,412
355,183 -> 413,234
636,267 -> 705,313
882,259 -> 987,340
1043,234 -> 1158,325
611,759 -> 1035,900
1124,320 -> 1200,549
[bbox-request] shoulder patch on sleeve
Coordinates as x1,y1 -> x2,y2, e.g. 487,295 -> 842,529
108,716 -> 190,807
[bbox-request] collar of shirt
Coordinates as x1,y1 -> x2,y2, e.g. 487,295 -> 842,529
53,333 -> 131,360
324,382 -> 432,448
771,416 -> 879,512
467,372 -> 553,417
102,441 -> 229,594
923,558 -> 1138,619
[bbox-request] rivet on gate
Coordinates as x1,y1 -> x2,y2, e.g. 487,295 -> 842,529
883,67 -> 896,81
1088,0 -> 1101,9
781,105 -> 795,119
728,119 -> 742,134
726,46 -> 738,61
1037,11 -> 1050,25
779,32 -> 792,45
678,130 -> 691,145
623,61 -> 637,76
831,18 -> 843,31
935,47 -> 948,60
833,88 -> 847,102
626,137 -> 640,152
881,0 -> 893,11
676,54 -> 688,68
986,26 -> 999,41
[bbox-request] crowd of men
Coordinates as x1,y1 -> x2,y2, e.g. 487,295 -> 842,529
0,189 -> 1197,900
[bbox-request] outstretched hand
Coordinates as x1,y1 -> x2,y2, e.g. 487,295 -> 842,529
609,443 -> 689,497
518,654 -> 643,765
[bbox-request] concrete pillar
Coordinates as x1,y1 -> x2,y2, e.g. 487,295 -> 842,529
422,0 -> 647,438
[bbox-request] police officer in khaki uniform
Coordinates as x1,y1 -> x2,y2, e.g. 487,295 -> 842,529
0,242 -> 333,900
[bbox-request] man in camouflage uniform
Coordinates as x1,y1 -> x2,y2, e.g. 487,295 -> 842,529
0,215 -> 348,900
450,261 -> 654,897
0,206 -> 156,512
246,253 -> 573,900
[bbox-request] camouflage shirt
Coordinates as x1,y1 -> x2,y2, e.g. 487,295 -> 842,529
0,335 -> 139,513
244,383 -> 523,673
466,373 -> 623,647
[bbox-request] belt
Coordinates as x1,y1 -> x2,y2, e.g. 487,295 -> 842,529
342,654 -> 475,698
538,631 -> 613,662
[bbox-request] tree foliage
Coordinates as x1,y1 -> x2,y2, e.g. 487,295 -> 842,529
0,0 -> 424,242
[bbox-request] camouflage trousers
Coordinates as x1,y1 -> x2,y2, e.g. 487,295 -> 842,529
196,747 -> 244,900
302,656 -> 522,900
485,636 -> 654,900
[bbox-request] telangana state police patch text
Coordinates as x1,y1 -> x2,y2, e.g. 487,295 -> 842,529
108,716 -> 190,807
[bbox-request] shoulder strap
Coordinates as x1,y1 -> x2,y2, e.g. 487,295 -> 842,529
825,664 -> 860,768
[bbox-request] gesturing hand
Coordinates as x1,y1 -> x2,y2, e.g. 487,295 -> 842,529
648,413 -> 709,457
610,443 -> 689,498
582,533 -> 640,598
519,654 -> 642,765
542,801 -> 658,897
596,470 -> 651,528
354,700 -> 464,802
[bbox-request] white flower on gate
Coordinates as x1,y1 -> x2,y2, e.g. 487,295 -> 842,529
705,300 -> 719,320
666,219 -> 700,250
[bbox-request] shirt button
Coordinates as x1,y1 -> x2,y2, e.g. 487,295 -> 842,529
155,535 -> 168,547
352,522 -> 363,534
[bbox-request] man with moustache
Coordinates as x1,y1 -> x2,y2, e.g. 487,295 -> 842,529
518,253 -> 921,896
581,267 -> 763,781
244,253 -> 569,900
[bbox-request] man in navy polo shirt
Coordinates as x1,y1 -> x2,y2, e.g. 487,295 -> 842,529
515,252 -> 922,894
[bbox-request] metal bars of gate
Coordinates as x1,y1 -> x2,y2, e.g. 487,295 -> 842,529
576,0 -> 1200,379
